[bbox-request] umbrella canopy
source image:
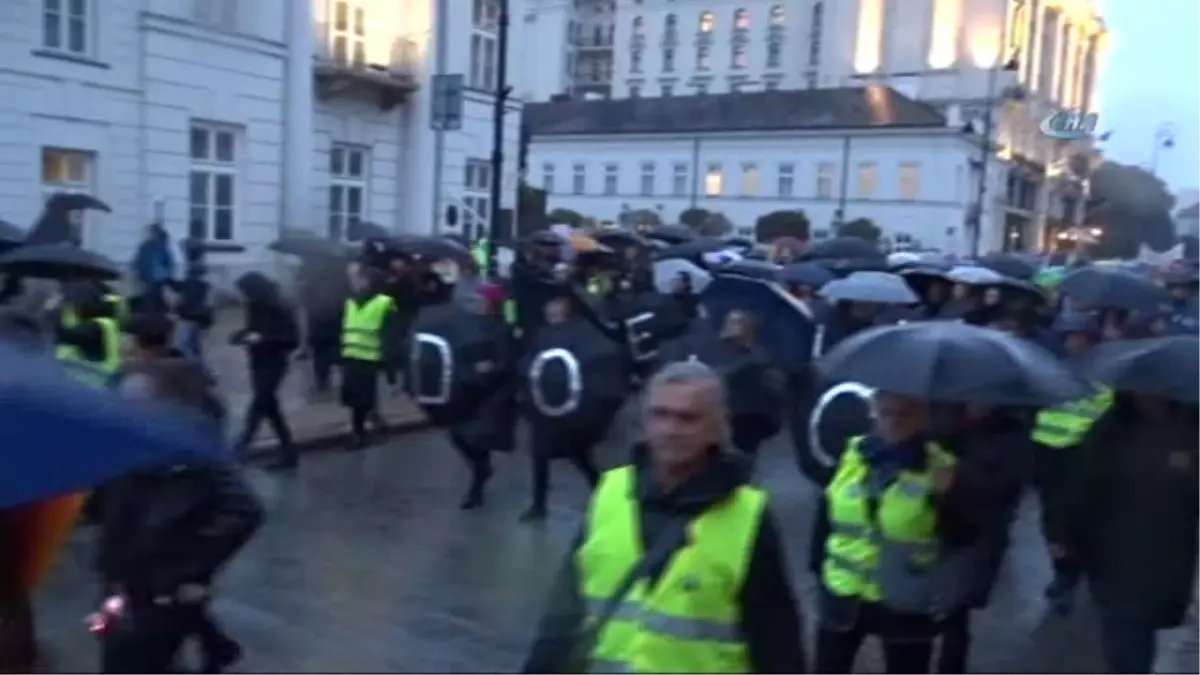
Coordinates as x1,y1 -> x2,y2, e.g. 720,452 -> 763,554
594,229 -> 649,250
887,251 -> 922,268
978,252 -> 1037,280
0,347 -> 225,509
0,243 -> 121,281
802,236 -> 881,262
643,224 -> 697,245
722,235 -> 756,250
819,271 -> 919,305
1077,336 -> 1199,403
699,275 -> 818,372
25,193 -> 112,246
390,234 -> 473,263
1060,267 -> 1170,311
1034,266 -> 1067,290
347,220 -> 390,241
569,233 -> 608,253
652,258 -> 713,293
945,265 -> 1006,286
817,321 -> 1094,405
778,262 -> 835,288
0,219 -> 26,245
269,233 -> 350,260
716,259 -> 781,282
655,238 -> 728,262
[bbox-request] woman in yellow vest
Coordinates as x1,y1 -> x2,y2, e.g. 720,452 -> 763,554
53,282 -> 123,389
522,361 -> 806,673
340,265 -> 396,450
814,391 -> 969,674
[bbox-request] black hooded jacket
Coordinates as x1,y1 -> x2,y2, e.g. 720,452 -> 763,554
522,445 -> 806,674
231,272 -> 299,367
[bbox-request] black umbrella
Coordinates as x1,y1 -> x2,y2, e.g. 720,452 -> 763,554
717,259 -> 781,281
269,234 -> 350,260
655,238 -> 726,261
778,262 -> 835,288
722,235 -> 756,250
613,291 -> 690,366
522,230 -> 565,247
978,252 -> 1037,281
409,303 -> 517,425
643,224 -> 697,245
1077,336 -> 1199,403
594,229 -> 649,249
0,243 -> 121,281
25,193 -> 112,246
521,316 -> 629,431
819,271 -> 920,305
1060,267 -> 1170,311
0,219 -> 26,254
802,236 -> 881,262
347,220 -> 390,241
390,235 -> 472,263
817,321 -> 1093,405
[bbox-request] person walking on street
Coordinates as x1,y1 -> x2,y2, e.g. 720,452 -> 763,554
340,265 -> 397,450
231,272 -> 299,470
297,257 -> 349,396
130,224 -> 175,315
522,361 -> 807,673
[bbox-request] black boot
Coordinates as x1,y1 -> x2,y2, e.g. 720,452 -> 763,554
459,465 -> 493,510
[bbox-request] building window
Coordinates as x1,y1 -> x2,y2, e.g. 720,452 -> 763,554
327,144 -> 368,241
857,162 -> 877,198
41,147 -> 93,244
661,83 -> 673,96
805,71 -> 817,88
733,8 -> 749,29
632,16 -> 644,35
816,161 -> 834,199
730,43 -> 747,69
764,78 -> 779,90
777,162 -> 794,197
603,163 -> 619,195
329,1 -> 367,66
542,162 -> 555,193
704,163 -> 723,196
696,45 -> 710,70
672,163 -> 689,196
42,0 -> 90,55
766,40 -> 781,68
662,47 -> 675,72
462,158 -> 492,240
629,84 -> 641,97
695,83 -> 708,94
572,163 -> 586,194
698,11 -> 714,33
640,162 -> 655,196
740,162 -> 759,195
630,48 -> 643,73
470,0 -> 499,90
808,2 -> 823,66
770,4 -> 785,25
898,163 -> 920,200
188,123 -> 239,242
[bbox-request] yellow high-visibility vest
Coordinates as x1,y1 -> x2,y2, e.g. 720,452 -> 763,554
55,317 -> 122,388
341,294 -> 394,362
577,465 -> 765,674
1031,388 -> 1113,448
822,436 -> 954,605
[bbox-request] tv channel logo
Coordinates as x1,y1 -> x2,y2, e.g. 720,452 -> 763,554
1039,110 -> 1100,141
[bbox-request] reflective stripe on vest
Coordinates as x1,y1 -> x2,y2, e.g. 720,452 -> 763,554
341,294 -> 394,362
55,317 -> 122,388
472,241 -> 489,270
576,465 -> 765,674
502,298 -> 518,326
103,294 -> 129,323
822,436 -> 954,606
1032,388 -> 1113,448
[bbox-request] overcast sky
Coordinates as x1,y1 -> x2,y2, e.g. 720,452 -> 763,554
1097,0 -> 1198,193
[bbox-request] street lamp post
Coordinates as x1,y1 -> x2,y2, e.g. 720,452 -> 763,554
486,0 -> 512,279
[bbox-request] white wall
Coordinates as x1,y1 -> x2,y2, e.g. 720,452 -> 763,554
530,129 -> 986,253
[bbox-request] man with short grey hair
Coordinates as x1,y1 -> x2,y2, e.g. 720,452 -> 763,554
523,361 -> 807,674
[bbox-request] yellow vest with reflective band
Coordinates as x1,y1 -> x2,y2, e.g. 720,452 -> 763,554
341,294 -> 394,362
577,465 -> 766,674
822,436 -> 955,604
1031,387 -> 1113,448
472,240 -> 489,271
103,293 -> 128,323
502,298 -> 518,327
586,277 -> 609,296
55,316 -> 122,388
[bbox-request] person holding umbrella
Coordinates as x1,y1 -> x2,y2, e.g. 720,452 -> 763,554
1060,336 -> 1199,673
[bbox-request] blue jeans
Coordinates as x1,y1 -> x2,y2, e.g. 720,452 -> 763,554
177,320 -> 204,362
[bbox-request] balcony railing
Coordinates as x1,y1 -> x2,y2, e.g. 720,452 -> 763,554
313,30 -> 419,110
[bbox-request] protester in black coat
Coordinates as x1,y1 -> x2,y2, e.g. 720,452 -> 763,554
231,272 -> 299,470
297,258 -> 349,394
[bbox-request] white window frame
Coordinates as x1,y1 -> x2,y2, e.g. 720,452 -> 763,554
630,47 -> 643,73
640,162 -> 655,196
857,162 -> 878,198
41,147 -> 94,245
816,162 -> 834,199
629,84 -> 641,98
188,122 -> 240,242
766,39 -> 782,68
462,157 -> 493,240
696,45 -> 711,70
328,143 -> 370,241
470,0 -> 499,90
769,4 -> 785,25
672,163 -> 688,196
542,162 -> 555,193
662,47 -> 675,72
733,8 -> 749,29
740,162 -> 759,196
329,0 -> 367,67
661,83 -> 674,96
572,163 -> 587,195
898,162 -> 921,201
731,43 -> 747,69
603,163 -> 619,195
777,162 -> 795,197
42,0 -> 91,56
704,163 -> 723,197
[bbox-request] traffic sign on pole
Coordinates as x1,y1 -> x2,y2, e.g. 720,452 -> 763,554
430,74 -> 464,131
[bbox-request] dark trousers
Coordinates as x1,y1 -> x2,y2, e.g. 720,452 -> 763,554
239,364 -> 294,461
815,600 -> 936,674
309,341 -> 339,392
101,603 -> 189,673
450,432 -> 493,490
1098,612 -> 1158,673
936,608 -> 971,673
530,449 -> 599,511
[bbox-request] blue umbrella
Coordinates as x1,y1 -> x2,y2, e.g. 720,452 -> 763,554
819,271 -> 920,305
778,262 -> 835,288
0,347 -> 225,509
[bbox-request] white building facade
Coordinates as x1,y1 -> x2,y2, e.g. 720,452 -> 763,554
0,0 -> 523,284
527,88 -> 1004,255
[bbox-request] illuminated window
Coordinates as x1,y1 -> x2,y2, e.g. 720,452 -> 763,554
704,163 -> 723,196
740,163 -> 759,195
770,5 -> 785,25
696,45 -> 710,70
733,8 -> 749,30
857,162 -> 878,198
330,0 -> 368,66
898,163 -> 920,200
699,10 -> 714,32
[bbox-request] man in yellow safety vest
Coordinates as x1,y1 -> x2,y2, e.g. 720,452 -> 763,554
522,360 -> 805,674
54,284 -> 123,389
340,265 -> 396,450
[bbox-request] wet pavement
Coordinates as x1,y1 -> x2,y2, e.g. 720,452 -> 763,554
35,416 -> 1198,673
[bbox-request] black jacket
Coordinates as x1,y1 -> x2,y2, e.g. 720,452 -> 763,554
231,273 -> 299,369
96,461 -> 263,599
522,446 -> 806,674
